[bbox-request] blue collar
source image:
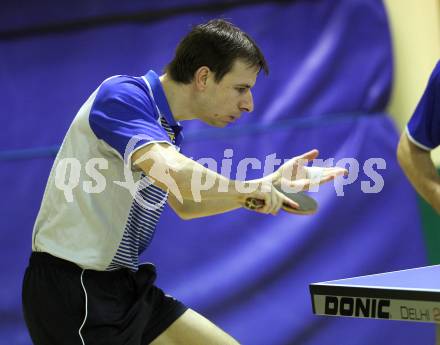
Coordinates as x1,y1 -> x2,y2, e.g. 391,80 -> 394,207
144,70 -> 183,145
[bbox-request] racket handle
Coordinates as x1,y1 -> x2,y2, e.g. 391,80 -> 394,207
244,198 -> 265,210
245,197 -> 295,211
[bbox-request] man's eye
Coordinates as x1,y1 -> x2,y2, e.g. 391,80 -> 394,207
236,88 -> 246,94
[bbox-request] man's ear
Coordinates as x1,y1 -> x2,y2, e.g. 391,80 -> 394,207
194,66 -> 210,91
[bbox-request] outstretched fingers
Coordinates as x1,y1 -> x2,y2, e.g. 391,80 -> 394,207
297,149 -> 319,161
284,167 -> 347,191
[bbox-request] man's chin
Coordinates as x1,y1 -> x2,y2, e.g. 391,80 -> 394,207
202,118 -> 230,127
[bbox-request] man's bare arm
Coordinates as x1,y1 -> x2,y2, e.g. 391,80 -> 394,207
167,193 -> 242,219
131,143 -> 297,216
397,132 -> 440,213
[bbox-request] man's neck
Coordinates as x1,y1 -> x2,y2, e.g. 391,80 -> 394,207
159,74 -> 197,122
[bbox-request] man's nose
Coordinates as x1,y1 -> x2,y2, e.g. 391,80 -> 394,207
239,90 -> 254,113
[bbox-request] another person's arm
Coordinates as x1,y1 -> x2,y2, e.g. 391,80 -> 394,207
396,61 -> 440,214
397,131 -> 440,213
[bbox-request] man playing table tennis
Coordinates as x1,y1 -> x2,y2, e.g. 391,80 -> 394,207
397,60 -> 440,214
23,19 -> 346,345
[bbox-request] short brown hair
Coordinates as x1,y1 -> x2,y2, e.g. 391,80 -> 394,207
166,19 -> 269,83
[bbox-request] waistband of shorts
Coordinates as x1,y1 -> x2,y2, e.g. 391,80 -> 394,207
28,252 -> 155,279
28,252 -> 129,277
29,252 -> 85,273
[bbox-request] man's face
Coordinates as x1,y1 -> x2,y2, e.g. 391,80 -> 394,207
196,59 -> 258,127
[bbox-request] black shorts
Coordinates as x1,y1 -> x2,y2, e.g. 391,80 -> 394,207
22,252 -> 187,345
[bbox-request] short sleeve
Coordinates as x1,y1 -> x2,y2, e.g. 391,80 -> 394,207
89,76 -> 172,161
406,61 -> 440,151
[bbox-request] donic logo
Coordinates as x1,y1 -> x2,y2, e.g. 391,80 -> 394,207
324,296 -> 390,319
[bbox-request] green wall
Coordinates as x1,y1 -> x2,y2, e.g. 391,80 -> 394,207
419,194 -> 440,264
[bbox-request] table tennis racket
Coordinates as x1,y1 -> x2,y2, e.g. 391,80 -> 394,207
245,185 -> 318,215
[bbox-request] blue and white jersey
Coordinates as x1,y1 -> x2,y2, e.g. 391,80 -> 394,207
406,60 -> 440,151
32,71 -> 183,271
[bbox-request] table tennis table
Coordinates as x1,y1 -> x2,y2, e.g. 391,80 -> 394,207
309,265 -> 440,324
